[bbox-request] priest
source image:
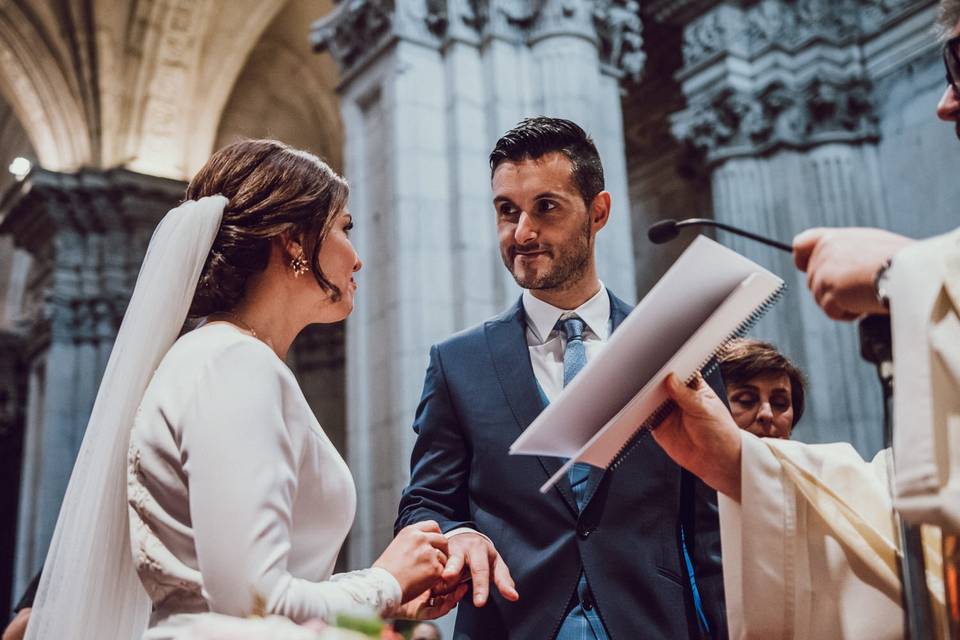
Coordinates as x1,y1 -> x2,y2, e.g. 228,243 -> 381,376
649,4 -> 960,632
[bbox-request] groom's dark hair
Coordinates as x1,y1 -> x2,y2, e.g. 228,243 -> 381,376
185,139 -> 349,317
489,117 -> 604,206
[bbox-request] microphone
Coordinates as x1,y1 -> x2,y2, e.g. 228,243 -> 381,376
648,218 -> 793,253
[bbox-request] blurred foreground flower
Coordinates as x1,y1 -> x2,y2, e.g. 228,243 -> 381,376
152,610 -> 386,640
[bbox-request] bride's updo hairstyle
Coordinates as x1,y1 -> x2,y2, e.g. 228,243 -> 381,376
185,139 -> 349,317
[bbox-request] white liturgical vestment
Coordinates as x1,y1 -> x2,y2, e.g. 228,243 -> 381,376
888,228 -> 960,529
127,324 -> 401,636
720,227 -> 960,639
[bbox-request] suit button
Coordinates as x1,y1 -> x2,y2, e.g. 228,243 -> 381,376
577,526 -> 592,540
582,591 -> 594,611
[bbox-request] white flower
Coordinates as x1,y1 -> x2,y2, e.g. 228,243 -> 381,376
148,613 -> 371,640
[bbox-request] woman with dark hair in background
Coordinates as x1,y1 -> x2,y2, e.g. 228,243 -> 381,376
23,140 -> 465,640
719,338 -> 806,440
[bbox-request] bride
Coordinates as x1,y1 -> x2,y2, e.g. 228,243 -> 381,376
24,139 -> 466,639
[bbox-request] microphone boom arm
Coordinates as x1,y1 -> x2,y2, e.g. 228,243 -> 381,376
675,218 -> 793,253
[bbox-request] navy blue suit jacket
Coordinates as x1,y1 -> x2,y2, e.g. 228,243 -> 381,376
396,291 -> 727,639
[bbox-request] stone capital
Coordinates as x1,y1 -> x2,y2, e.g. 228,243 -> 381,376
672,0 -> 930,71
311,0 -> 645,85
671,76 -> 879,166
592,0 -> 644,82
660,0 -> 931,167
0,168 -> 185,346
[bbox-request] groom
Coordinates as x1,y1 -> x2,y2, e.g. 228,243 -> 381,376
396,117 -> 726,639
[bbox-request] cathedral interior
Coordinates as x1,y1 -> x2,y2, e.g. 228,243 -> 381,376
1,0 -> 958,617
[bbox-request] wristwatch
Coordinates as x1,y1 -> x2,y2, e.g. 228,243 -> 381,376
873,257 -> 893,310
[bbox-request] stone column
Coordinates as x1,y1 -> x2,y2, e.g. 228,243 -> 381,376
312,0 -> 642,567
0,168 -> 185,595
664,0 -> 932,455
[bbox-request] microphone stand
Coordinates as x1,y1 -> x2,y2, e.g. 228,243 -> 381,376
859,315 -> 935,639
667,218 -> 793,252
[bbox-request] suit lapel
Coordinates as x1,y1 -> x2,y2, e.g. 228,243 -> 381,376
485,300 -> 579,516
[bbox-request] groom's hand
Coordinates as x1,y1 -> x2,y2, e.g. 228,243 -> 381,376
440,532 -> 518,607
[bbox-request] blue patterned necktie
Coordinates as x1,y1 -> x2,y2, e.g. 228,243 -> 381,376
560,316 -> 587,386
556,315 -> 609,639
559,316 -> 591,507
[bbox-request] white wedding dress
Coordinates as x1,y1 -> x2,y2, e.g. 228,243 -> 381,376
126,322 -> 400,636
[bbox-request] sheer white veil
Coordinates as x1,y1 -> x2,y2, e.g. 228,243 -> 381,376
24,195 -> 227,640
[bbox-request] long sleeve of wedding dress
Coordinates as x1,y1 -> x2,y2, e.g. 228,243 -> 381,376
128,324 -> 401,630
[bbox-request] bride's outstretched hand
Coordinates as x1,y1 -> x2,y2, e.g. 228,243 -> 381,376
374,521 -> 449,603
386,581 -> 469,620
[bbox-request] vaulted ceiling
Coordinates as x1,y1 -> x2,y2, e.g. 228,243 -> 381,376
0,0 -> 339,179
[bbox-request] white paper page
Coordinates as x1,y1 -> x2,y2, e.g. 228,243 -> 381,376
539,271 -> 783,492
509,235 -> 783,460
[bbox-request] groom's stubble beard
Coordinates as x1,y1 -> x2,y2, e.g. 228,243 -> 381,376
501,214 -> 595,292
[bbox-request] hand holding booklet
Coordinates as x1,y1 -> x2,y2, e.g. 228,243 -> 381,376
509,235 -> 785,493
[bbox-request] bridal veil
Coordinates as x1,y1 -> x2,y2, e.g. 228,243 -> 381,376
24,196 -> 227,640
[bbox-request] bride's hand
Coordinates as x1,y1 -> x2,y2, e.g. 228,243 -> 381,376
386,582 -> 469,620
374,521 -> 449,602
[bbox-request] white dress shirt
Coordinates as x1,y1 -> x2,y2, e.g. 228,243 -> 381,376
447,284 -> 611,541
521,283 -> 611,402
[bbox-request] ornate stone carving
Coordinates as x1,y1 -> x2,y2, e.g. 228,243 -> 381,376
498,0 -> 548,29
857,0 -> 929,33
312,0 -> 395,74
678,0 -> 923,69
313,0 -> 644,82
593,0 -> 644,82
0,168 -> 186,351
424,0 -> 450,35
464,0 -> 491,31
672,77 -> 879,165
421,0 -> 492,40
665,0 -> 920,166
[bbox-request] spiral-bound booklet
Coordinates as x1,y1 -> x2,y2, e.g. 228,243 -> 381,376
508,235 -> 785,493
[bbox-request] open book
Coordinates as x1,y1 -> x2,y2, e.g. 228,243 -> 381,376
509,235 -> 785,493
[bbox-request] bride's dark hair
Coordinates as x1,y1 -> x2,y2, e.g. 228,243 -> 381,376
185,139 -> 349,317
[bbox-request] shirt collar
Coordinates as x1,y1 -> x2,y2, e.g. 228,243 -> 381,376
521,283 -> 610,344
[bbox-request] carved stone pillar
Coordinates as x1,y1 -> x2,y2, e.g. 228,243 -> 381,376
662,0 -> 933,454
0,168 -> 185,594
312,0 -> 642,566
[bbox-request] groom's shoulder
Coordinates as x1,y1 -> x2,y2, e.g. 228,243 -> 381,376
433,299 -> 522,354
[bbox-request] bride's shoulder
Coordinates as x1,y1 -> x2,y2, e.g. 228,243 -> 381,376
161,323 -> 288,380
